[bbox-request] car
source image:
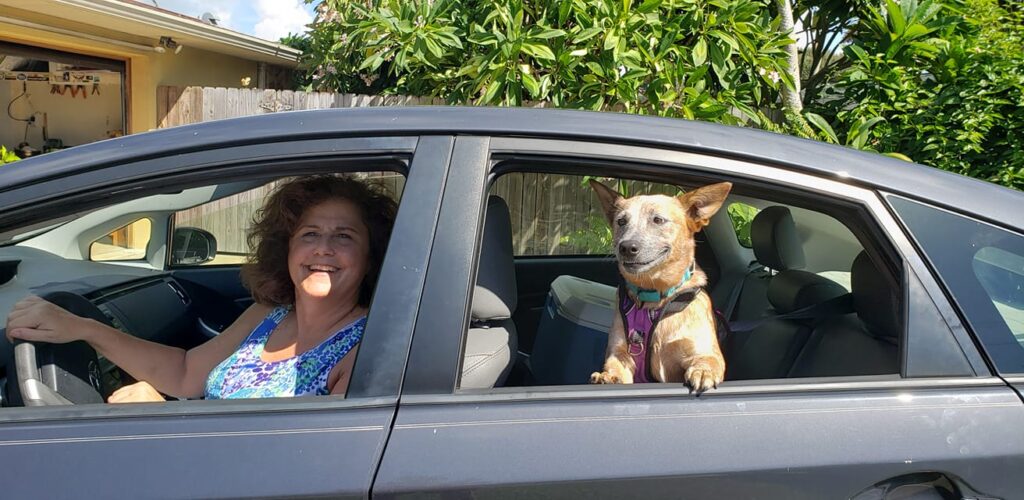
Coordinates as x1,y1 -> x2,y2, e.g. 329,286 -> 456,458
0,106 -> 1022,499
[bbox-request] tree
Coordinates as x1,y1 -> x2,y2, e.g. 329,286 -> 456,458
305,0 -> 797,127
813,0 -> 1024,189
300,0 -> 1024,190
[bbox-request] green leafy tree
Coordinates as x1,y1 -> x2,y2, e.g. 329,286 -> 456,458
813,0 -> 1024,189
280,32 -> 316,90
305,0 -> 797,126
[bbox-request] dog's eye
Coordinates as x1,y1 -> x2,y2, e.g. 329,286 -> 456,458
616,217 -> 627,227
652,215 -> 666,225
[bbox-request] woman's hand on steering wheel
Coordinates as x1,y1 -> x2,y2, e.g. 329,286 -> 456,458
6,295 -> 95,344
108,381 -> 167,403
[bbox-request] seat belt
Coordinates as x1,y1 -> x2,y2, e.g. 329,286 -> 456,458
721,261 -> 767,321
728,293 -> 854,333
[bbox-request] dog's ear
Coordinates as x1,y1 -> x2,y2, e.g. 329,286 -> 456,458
589,179 -> 623,225
677,182 -> 732,229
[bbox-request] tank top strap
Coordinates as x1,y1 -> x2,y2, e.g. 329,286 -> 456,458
240,306 -> 291,349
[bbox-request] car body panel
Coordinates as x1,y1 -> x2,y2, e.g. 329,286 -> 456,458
378,384 -> 1024,498
0,402 -> 394,499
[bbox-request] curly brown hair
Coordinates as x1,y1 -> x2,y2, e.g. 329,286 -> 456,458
241,175 -> 398,307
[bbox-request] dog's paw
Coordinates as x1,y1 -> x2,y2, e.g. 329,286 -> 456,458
684,365 -> 723,394
590,371 -> 623,384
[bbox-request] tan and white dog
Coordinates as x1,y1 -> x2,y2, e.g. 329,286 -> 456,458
588,180 -> 731,392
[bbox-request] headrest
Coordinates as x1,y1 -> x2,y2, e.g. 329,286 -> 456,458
472,196 -> 517,321
851,251 -> 900,339
767,270 -> 848,314
751,206 -> 806,271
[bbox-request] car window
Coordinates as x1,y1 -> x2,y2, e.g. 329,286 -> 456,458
461,167 -> 901,391
89,218 -> 151,261
889,195 -> 1024,373
490,173 -> 679,256
170,172 -> 405,267
3,165 -> 413,409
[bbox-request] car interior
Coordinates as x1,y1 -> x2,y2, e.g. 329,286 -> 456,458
0,171 -> 409,406
462,170 -> 903,390
0,163 -> 904,407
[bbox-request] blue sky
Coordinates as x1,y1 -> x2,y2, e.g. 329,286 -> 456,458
149,0 -> 315,42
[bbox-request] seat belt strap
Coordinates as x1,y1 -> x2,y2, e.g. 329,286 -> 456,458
728,293 -> 853,333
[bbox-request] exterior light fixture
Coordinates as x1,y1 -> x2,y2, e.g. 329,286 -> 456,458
156,36 -> 183,54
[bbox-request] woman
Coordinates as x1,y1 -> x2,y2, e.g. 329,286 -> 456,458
5,175 -> 398,401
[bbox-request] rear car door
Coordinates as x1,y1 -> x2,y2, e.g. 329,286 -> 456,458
374,136 -> 1024,499
0,132 -> 455,498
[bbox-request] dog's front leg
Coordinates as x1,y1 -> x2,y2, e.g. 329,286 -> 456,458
591,347 -> 635,384
683,355 -> 725,393
590,312 -> 635,384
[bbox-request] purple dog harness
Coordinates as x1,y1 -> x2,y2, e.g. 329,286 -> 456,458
619,284 -> 701,383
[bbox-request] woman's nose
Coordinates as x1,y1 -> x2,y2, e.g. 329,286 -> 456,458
313,237 -> 335,254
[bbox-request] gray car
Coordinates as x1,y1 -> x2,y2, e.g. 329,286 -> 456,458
0,107 -> 1021,499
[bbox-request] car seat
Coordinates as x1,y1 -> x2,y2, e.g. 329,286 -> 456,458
460,195 -> 519,389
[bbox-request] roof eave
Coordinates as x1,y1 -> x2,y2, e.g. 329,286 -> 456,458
51,0 -> 302,66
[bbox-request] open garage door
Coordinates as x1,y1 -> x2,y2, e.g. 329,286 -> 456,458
0,41 -> 126,158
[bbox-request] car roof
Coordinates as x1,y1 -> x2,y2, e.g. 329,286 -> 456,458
2,106 -> 1021,230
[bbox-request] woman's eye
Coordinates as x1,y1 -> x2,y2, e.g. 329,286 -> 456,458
652,216 -> 665,225
617,217 -> 627,227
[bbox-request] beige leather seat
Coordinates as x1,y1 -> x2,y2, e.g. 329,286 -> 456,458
460,196 -> 519,389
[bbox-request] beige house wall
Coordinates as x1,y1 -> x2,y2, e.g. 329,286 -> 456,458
2,23 -> 261,134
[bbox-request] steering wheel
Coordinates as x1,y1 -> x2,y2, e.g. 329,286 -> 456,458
13,292 -> 108,406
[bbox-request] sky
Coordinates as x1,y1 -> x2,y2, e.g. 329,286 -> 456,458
147,0 -> 316,42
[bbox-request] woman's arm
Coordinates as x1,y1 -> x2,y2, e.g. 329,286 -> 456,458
328,345 -> 360,396
7,296 -> 269,399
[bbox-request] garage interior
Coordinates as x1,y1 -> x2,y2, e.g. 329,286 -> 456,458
1,41 -> 125,158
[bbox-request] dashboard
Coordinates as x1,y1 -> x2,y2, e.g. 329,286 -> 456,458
0,245 -> 235,405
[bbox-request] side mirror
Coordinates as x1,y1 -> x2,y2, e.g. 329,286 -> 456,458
170,227 -> 217,266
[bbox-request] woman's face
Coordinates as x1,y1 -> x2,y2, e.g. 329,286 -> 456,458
288,198 -> 370,304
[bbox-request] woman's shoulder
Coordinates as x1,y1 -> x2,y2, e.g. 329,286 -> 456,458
231,302 -> 282,333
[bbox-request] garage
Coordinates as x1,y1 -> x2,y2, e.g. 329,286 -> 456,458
1,40 -> 125,157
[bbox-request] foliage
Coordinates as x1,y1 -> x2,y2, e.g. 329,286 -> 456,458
0,146 -> 20,165
560,214 -> 614,254
726,202 -> 758,247
302,0 -> 1024,191
280,32 -> 316,90
810,0 -> 1024,189
306,0 -> 797,126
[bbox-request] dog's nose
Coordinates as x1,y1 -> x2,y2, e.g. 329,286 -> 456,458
619,240 -> 641,257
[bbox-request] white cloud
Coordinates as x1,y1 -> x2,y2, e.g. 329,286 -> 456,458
252,0 -> 313,41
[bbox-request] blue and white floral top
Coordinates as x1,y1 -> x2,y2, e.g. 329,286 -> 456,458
204,306 -> 365,399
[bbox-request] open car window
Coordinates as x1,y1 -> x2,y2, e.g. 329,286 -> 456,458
457,166 -> 905,392
170,172 -> 405,268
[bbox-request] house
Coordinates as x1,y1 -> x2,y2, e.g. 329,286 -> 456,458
0,0 -> 301,155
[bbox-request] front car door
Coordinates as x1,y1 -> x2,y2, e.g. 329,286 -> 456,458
0,126 -> 455,498
375,133 -> 1024,498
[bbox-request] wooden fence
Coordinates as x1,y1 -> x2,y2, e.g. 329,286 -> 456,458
158,86 -> 673,256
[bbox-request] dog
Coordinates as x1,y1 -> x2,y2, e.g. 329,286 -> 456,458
588,180 -> 732,392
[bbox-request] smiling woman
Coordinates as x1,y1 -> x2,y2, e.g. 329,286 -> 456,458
6,175 -> 398,401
